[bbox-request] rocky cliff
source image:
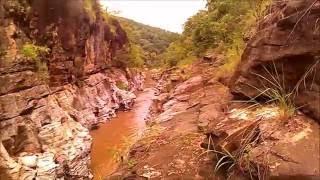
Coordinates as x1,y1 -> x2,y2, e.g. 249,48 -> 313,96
0,0 -> 143,179
231,0 -> 320,121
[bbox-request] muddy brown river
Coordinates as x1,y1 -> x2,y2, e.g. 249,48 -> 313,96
90,87 -> 155,179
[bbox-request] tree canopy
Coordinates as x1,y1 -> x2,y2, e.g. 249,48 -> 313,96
163,0 -> 270,69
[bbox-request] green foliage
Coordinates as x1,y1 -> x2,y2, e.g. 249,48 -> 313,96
128,44 -> 144,68
101,9 -> 109,22
21,43 -> 49,60
112,44 -> 144,68
99,8 -> 178,69
127,159 -> 137,169
163,41 -> 188,67
250,63 -> 297,120
84,0 -> 96,20
116,81 -> 129,91
234,61 -> 301,121
99,9 -> 146,69
163,0 -> 271,69
161,36 -> 196,67
177,56 -> 197,68
21,43 -> 50,82
115,16 -> 179,67
218,37 -> 246,75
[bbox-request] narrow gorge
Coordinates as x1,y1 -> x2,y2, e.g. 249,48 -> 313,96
0,0 -> 319,180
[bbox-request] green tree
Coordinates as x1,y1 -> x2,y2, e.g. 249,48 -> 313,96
21,43 -> 50,82
115,16 -> 179,67
162,0 -> 271,70
128,44 -> 144,68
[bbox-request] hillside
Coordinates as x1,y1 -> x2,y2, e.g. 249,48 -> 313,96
115,16 -> 180,67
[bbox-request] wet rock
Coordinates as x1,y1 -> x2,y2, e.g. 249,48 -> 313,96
231,0 -> 320,121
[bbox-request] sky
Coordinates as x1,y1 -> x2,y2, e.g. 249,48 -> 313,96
99,0 -> 206,33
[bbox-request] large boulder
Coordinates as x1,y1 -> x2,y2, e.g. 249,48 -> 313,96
203,106 -> 320,179
231,0 -> 320,121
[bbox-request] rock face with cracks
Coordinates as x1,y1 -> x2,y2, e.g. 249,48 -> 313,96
0,0 -> 142,179
204,106 -> 320,179
231,0 -> 320,121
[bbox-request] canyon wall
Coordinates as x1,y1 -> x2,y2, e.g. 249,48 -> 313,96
0,0 -> 142,179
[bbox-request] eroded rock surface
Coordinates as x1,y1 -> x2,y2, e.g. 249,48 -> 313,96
227,1 -> 320,177
110,63 -> 232,179
231,0 -> 320,121
204,106 -> 320,179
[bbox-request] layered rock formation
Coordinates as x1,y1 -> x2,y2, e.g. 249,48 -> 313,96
231,0 -> 320,121
0,0 -> 142,179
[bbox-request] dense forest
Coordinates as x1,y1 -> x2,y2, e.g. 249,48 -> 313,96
163,0 -> 270,71
116,16 -> 179,67
100,11 -> 179,68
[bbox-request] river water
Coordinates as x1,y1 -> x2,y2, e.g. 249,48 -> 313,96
90,87 -> 155,179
